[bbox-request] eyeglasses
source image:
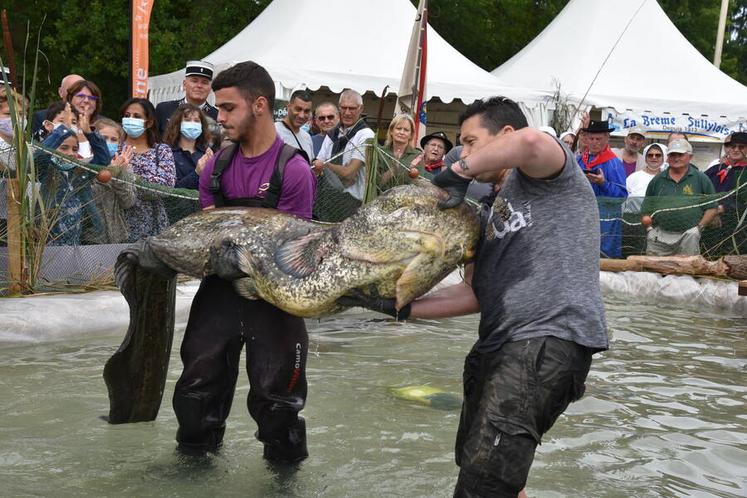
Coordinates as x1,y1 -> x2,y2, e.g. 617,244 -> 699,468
74,93 -> 98,102
339,106 -> 359,112
646,153 -> 662,158
317,115 -> 336,121
427,143 -> 445,150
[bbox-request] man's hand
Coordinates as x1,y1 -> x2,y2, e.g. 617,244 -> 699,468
337,289 -> 411,320
311,158 -> 325,176
431,167 -> 472,209
585,168 -> 605,185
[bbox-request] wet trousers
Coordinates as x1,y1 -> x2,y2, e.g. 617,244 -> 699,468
173,276 -> 309,462
453,336 -> 592,498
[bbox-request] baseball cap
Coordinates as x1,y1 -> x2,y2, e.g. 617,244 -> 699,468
667,139 -> 692,154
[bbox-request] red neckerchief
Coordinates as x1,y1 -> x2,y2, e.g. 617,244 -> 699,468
717,160 -> 747,184
424,159 -> 444,172
581,145 -> 617,170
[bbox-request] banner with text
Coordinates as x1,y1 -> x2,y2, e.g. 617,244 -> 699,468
605,109 -> 747,140
131,0 -> 155,98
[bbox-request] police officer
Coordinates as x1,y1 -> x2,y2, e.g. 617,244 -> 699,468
155,60 -> 218,134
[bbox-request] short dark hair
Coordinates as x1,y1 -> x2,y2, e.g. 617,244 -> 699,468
120,97 -> 159,147
459,96 -> 528,134
45,101 -> 76,121
212,60 -> 275,108
289,89 -> 312,103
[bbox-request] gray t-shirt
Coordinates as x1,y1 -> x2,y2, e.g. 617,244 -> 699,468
275,121 -> 314,162
471,138 -> 609,353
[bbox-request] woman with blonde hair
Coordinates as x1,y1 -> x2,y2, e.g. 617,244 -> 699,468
379,113 -> 421,190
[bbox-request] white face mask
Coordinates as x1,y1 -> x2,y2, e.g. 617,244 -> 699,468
0,117 -> 14,136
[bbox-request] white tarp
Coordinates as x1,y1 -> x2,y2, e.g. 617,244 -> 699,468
2,273 -> 744,346
492,0 -> 747,134
148,0 -> 549,109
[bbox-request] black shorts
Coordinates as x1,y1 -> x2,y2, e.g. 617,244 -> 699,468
453,336 -> 592,498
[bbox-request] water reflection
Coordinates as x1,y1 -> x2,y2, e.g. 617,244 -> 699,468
0,299 -> 745,497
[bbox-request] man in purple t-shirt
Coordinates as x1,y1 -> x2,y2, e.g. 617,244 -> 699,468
175,61 -> 316,463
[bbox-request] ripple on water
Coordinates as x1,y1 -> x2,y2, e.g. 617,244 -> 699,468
0,297 -> 745,497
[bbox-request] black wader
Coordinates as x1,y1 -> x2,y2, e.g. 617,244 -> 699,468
173,144 -> 309,462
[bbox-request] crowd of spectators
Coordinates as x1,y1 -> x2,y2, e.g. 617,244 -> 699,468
0,60 -> 745,257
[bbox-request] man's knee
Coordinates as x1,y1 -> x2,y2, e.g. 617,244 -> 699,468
455,422 -> 537,498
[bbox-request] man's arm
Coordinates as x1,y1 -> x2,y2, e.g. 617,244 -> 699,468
326,158 -> 364,184
410,280 -> 480,318
456,128 -> 566,180
338,264 -> 480,319
698,208 -> 719,231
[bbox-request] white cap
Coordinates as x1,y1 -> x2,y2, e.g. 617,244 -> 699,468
667,139 -> 692,154
185,60 -> 214,80
626,126 -> 646,138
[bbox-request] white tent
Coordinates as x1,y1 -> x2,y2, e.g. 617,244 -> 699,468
492,0 -> 747,138
148,0 -> 549,115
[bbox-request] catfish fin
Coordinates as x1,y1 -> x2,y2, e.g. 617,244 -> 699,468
395,233 -> 445,308
274,231 -> 328,278
233,277 -> 260,301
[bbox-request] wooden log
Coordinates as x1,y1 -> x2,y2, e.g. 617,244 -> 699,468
724,256 -> 747,280
600,255 -> 747,280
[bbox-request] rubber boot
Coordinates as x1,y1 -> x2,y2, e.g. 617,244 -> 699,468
174,391 -> 226,456
261,417 -> 308,464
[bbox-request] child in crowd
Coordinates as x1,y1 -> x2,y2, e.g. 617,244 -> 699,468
90,118 -> 137,243
34,102 -> 109,245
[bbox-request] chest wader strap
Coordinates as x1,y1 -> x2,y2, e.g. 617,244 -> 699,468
208,143 -> 299,209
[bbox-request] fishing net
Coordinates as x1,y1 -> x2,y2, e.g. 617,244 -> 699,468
1,138 -> 745,293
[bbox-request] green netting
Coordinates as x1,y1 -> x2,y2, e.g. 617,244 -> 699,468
1,138 -> 745,293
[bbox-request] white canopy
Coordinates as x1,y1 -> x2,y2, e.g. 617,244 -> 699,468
148,0 -> 548,109
492,0 -> 747,123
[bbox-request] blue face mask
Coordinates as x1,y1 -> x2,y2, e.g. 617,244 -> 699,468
122,117 -> 145,138
180,121 -> 202,140
300,122 -> 311,134
106,142 -> 119,158
51,155 -> 75,172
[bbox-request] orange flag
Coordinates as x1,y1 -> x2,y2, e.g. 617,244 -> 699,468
131,0 -> 155,98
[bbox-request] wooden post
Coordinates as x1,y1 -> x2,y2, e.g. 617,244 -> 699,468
6,177 -> 23,294
739,281 -> 747,297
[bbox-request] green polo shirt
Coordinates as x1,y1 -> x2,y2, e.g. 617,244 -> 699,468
641,164 -> 717,232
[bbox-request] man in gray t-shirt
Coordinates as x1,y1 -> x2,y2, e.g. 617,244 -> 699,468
340,97 -> 608,498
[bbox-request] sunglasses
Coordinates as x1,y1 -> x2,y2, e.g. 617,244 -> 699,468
646,153 -> 663,158
74,93 -> 98,102
317,115 -> 336,121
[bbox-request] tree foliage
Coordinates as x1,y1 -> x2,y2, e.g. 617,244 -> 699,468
1,0 -> 745,118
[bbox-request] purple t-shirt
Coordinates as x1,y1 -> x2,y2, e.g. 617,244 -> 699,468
623,160 -> 636,177
199,136 -> 316,219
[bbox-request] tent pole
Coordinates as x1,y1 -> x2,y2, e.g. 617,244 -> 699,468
713,0 -> 729,68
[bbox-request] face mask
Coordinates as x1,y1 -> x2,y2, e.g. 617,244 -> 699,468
0,117 -> 13,136
180,121 -> 202,140
51,155 -> 75,172
122,117 -> 145,138
106,142 -> 119,158
300,122 -> 311,134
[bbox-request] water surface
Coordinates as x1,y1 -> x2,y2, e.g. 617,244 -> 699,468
0,297 -> 745,497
